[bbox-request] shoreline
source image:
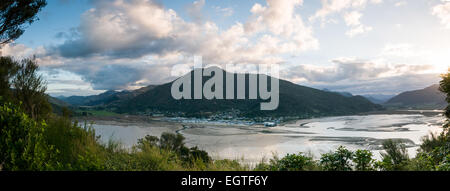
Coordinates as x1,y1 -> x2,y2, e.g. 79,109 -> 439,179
74,109 -> 445,127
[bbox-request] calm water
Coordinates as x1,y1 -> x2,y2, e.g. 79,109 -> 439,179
92,113 -> 445,163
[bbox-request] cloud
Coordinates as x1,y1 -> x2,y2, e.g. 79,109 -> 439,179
432,1 -> 450,29
37,0 -> 319,91
343,11 -> 363,26
310,0 -> 381,37
283,57 -> 437,95
0,43 -> 41,58
244,0 -> 319,50
187,0 -> 205,23
307,73 -> 441,95
213,6 -> 234,17
52,0 -> 317,60
343,11 -> 372,37
394,1 -> 407,7
285,57 -> 433,83
345,24 -> 373,37
310,0 -> 382,22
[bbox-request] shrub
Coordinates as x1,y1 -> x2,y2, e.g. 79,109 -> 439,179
137,133 -> 211,166
353,149 -> 375,171
260,153 -> 317,171
377,140 -> 410,171
320,146 -> 353,171
0,102 -> 57,170
44,116 -> 106,170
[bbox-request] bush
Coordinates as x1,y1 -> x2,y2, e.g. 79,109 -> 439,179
320,146 -> 353,171
137,133 -> 211,166
376,140 -> 410,171
257,153 -> 317,171
0,102 -> 57,170
44,117 -> 105,170
353,149 -> 375,171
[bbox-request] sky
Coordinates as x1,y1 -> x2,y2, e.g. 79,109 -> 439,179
2,0 -> 450,97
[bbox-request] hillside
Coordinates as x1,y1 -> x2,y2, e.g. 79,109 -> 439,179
114,68 -> 382,117
59,85 -> 157,106
385,84 -> 447,109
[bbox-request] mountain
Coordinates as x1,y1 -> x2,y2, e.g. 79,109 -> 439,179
362,94 -> 395,104
385,84 -> 447,109
48,95 -> 72,115
113,68 -> 382,117
60,85 -> 157,106
322,89 -> 353,97
363,96 -> 385,104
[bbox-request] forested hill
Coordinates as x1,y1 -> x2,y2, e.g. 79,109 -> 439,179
63,68 -> 382,117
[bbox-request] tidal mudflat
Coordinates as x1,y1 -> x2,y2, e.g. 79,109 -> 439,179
90,112 -> 445,164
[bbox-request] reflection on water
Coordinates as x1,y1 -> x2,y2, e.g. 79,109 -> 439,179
92,114 -> 445,163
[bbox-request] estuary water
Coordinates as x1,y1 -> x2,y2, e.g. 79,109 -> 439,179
91,113 -> 445,163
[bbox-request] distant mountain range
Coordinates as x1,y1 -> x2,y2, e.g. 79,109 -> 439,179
363,94 -> 396,104
59,85 -> 157,107
322,89 -> 394,104
57,68 -> 383,118
384,84 -> 447,109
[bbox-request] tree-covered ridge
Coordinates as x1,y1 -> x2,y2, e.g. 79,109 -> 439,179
58,68 -> 383,118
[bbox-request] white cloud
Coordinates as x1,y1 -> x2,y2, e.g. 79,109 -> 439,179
187,0 -> 205,23
286,57 -> 433,83
244,0 -> 318,51
0,43 -> 46,59
432,1 -> 450,29
342,11 -> 372,37
310,0 -> 381,37
283,56 -> 437,95
343,11 -> 363,26
36,0 -> 318,91
345,25 -> 373,37
394,1 -> 407,7
213,6 -> 234,17
310,0 -> 382,22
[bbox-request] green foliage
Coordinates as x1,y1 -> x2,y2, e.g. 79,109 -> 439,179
0,56 -> 51,120
130,142 -> 182,171
376,140 -> 410,171
159,133 -> 186,152
0,57 -> 19,101
0,0 -> 47,44
353,149 -> 375,171
0,102 -> 57,170
440,69 -> 450,128
44,117 -> 105,170
208,159 -> 249,171
408,152 -> 436,171
12,58 -> 51,120
255,153 -> 317,171
137,133 -> 211,166
320,146 -> 353,171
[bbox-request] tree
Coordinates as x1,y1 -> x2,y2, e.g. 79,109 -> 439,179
320,146 -> 354,171
0,56 -> 19,101
12,58 -> 51,120
440,69 -> 450,128
266,153 -> 317,171
0,0 -> 47,45
353,149 -> 375,171
159,132 -> 186,153
378,140 -> 409,171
